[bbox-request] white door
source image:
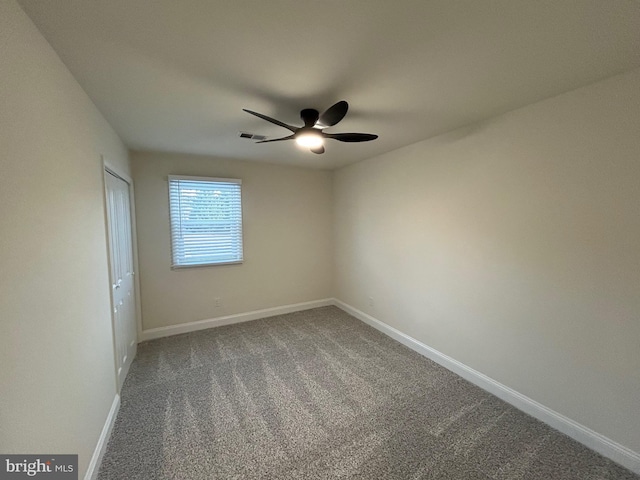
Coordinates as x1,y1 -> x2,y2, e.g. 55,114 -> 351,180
105,170 -> 137,390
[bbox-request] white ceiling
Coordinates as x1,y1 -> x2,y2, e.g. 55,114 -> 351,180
17,0 -> 640,169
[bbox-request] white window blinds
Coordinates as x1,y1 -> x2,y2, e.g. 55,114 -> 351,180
168,175 -> 243,267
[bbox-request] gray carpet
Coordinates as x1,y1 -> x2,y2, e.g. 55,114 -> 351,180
98,306 -> 638,479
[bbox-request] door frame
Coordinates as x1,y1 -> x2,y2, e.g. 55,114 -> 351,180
102,156 -> 142,390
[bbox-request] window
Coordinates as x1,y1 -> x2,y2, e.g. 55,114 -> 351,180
168,175 -> 243,268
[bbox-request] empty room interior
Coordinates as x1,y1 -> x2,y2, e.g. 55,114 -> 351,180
1,1 -> 640,479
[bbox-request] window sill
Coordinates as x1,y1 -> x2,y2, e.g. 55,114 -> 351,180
171,260 -> 244,270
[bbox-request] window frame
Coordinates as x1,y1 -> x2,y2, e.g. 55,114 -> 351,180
168,175 -> 244,269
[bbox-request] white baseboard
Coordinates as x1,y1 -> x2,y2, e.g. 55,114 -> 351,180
333,299 -> 640,475
139,298 -> 334,342
84,394 -> 120,480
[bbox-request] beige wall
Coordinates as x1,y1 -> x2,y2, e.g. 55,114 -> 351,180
132,151 -> 333,330
0,0 -> 130,476
334,68 -> 640,452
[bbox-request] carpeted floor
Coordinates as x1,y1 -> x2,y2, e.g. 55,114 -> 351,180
98,306 -> 638,479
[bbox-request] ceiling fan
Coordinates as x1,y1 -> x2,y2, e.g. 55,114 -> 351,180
242,101 -> 377,154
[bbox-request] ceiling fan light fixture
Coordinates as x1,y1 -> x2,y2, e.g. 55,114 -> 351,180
243,101 -> 377,155
295,132 -> 324,148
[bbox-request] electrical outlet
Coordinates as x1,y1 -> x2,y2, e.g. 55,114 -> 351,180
214,297 -> 222,307
368,296 -> 374,307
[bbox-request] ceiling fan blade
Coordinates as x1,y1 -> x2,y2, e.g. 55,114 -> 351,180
300,108 -> 320,128
311,146 -> 325,154
243,109 -> 297,132
324,132 -> 378,142
256,134 -> 295,143
319,101 -> 348,127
